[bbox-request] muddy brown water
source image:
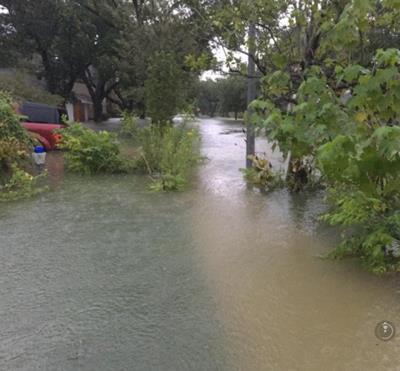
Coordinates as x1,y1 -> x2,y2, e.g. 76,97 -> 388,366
0,118 -> 399,370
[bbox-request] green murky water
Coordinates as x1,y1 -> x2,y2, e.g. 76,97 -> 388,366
0,118 -> 399,370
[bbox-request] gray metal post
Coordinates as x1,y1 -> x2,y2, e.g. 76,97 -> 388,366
246,22 -> 256,168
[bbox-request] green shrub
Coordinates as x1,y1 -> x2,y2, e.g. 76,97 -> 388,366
58,123 -> 129,174
0,92 -> 30,143
135,124 -> 201,191
120,112 -> 140,139
149,173 -> 187,192
0,138 -> 28,181
0,164 -> 47,202
312,57 -> 400,273
317,125 -> 400,273
242,155 -> 282,190
0,92 -> 43,201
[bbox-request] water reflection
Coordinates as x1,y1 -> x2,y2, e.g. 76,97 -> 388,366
45,151 -> 65,189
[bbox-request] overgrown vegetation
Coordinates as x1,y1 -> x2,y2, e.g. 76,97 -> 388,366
0,71 -> 63,106
0,165 -> 47,201
317,120 -> 400,273
242,155 -> 281,190
121,113 -> 201,191
120,112 -> 140,139
58,115 -> 201,191
58,123 -> 130,175
0,92 -> 45,201
140,126 -> 200,191
229,1 -> 400,273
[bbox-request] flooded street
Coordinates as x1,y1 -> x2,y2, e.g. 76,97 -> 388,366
0,118 -> 399,370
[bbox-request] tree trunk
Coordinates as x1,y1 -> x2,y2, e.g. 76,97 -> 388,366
82,71 -> 106,123
92,97 -> 104,122
41,51 -> 58,95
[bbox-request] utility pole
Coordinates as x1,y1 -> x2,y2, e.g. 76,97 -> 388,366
246,22 -> 256,168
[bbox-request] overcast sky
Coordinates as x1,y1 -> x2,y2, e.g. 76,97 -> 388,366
201,44 -> 247,81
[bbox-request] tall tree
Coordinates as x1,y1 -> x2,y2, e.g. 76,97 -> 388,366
115,0 -> 213,116
145,52 -> 184,124
0,0 -> 96,98
77,0 -> 123,121
197,79 -> 220,117
218,75 -> 247,119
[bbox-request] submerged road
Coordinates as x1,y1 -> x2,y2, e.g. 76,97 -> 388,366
0,118 -> 399,370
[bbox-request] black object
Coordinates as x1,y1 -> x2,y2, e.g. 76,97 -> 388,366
20,102 -> 67,124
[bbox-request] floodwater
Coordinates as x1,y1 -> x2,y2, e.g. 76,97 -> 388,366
0,118 -> 399,370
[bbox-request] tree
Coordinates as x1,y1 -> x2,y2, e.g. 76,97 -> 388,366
197,79 -> 220,117
145,52 -> 184,124
0,0 -> 96,98
0,0 -> 124,120
0,0 -> 213,121
217,75 -> 247,119
115,0 -> 213,116
75,0 -> 126,121
242,0 -> 400,272
196,76 -> 246,118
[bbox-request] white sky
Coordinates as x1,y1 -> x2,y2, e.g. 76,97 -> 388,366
201,46 -> 226,80
201,44 -> 247,81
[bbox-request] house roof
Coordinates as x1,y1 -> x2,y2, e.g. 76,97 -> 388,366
74,94 -> 93,105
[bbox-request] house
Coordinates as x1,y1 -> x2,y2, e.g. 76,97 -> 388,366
0,68 -> 112,122
68,81 -> 112,122
69,82 -> 94,122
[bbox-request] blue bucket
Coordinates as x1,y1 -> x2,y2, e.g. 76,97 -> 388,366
34,146 -> 45,154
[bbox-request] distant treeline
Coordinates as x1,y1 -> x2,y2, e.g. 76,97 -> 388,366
197,76 -> 247,120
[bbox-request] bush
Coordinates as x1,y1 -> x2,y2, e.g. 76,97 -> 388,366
139,125 -> 201,191
0,138 -> 28,181
0,92 -> 30,143
0,164 -> 47,202
58,123 -> 129,174
0,92 -> 44,201
311,51 -> 400,273
317,127 -> 400,273
0,92 -> 31,179
119,112 -> 140,139
120,112 -> 200,191
242,155 -> 281,190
